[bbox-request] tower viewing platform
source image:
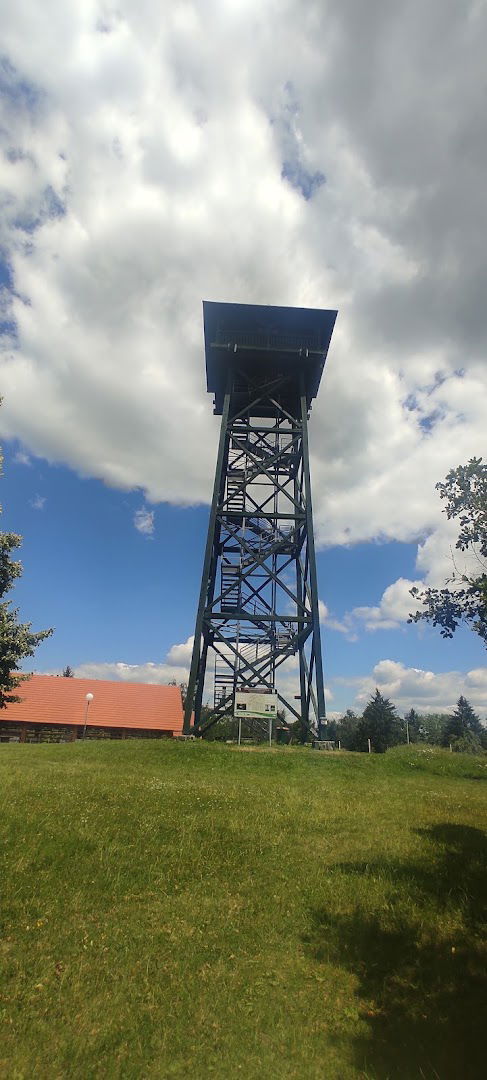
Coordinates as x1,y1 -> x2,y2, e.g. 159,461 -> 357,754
203,301 -> 337,415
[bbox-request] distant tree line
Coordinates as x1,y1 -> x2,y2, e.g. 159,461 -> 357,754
174,681 -> 485,753
320,690 -> 486,755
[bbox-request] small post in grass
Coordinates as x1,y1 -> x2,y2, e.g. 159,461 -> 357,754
368,737 -> 372,754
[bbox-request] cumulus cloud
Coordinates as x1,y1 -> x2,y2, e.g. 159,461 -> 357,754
74,636 -> 194,686
352,577 -> 424,631
107,636 -> 334,719
337,659 -> 487,719
165,635 -> 194,666
318,600 -> 328,623
0,0 -> 485,584
133,506 -> 154,536
73,648 -> 334,723
349,534 -> 484,634
68,651 -> 487,722
319,598 -> 355,637
74,660 -> 188,685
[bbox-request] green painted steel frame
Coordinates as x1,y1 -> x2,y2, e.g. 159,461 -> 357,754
183,360 -> 327,740
184,362 -> 330,743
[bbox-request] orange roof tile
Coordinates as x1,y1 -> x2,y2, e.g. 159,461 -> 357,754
0,675 -> 183,733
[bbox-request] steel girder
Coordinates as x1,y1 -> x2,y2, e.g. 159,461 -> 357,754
183,365 -> 326,739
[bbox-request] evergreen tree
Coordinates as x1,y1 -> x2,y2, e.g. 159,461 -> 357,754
355,689 -> 401,753
442,696 -> 482,746
0,531 -> 53,708
0,437 -> 53,708
62,665 -> 74,677
403,707 -> 422,743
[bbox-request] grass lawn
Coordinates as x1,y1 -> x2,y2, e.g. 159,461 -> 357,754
1,741 -> 486,1079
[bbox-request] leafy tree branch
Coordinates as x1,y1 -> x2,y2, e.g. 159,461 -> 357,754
409,458 -> 487,646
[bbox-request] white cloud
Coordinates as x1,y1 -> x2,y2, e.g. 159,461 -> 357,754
133,506 -> 154,537
0,0 -> 485,580
352,577 -> 424,631
319,598 -> 355,637
318,600 -> 328,623
74,634 -> 195,686
74,661 -> 188,685
415,517 -> 483,587
30,494 -> 46,510
65,654 -> 487,722
76,635 -> 332,721
165,635 -> 194,666
72,649 -> 335,725
337,659 -> 487,719
348,526 -> 484,634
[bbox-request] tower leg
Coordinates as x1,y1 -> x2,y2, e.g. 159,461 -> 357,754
183,379 -> 232,734
300,381 -> 326,739
192,637 -> 209,733
295,476 -> 309,742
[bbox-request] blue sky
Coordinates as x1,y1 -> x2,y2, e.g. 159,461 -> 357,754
2,438 -> 485,718
1,1 -> 486,718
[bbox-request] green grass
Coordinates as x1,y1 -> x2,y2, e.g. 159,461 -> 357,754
1,741 -> 486,1079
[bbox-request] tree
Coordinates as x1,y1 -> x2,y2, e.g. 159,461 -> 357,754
321,717 -> 338,742
335,709 -> 359,750
449,731 -> 483,755
441,696 -> 483,748
1,432 -> 53,707
62,665 -> 74,677
409,458 -> 487,645
354,689 -> 401,753
403,707 -> 422,744
202,713 -> 237,741
414,713 -> 450,746
0,529 -> 53,708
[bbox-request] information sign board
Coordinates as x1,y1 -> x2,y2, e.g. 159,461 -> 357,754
234,691 -> 278,720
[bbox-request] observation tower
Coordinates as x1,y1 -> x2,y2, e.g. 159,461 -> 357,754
183,301 -> 337,739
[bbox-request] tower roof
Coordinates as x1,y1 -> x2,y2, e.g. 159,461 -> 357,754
203,301 -> 337,414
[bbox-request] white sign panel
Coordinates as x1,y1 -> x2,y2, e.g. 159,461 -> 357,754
234,691 -> 278,720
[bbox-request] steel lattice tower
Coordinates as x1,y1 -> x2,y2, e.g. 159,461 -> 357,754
183,302 -> 337,739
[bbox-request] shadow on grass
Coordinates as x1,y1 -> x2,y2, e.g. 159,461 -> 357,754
306,825 -> 487,1080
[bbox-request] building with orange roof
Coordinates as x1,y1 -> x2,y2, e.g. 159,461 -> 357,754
0,675 -> 184,742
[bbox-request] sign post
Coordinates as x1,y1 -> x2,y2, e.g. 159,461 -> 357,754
234,690 -> 278,745
234,691 -> 278,721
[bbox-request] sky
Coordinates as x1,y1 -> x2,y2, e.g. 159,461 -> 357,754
1,0 -> 486,719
